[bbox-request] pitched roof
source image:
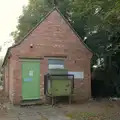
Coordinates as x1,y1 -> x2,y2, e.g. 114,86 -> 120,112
2,7 -> 93,67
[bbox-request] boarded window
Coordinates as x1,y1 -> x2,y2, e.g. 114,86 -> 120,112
48,59 -> 64,69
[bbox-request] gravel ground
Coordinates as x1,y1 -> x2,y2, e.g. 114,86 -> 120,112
59,99 -> 120,120
0,91 -> 120,120
0,104 -> 70,120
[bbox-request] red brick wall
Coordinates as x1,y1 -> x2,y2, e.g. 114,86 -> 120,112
7,10 -> 92,104
4,63 -> 9,95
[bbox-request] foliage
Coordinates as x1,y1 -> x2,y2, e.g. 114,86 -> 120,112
69,0 -> 119,55
11,0 -> 70,42
11,0 -> 50,42
11,0 -> 120,56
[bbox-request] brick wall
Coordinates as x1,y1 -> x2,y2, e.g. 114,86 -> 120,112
6,10 -> 92,104
4,63 -> 9,95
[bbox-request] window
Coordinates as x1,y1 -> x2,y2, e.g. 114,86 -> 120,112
48,59 -> 64,69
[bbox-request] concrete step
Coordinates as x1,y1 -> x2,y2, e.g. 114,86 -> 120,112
20,99 -> 43,106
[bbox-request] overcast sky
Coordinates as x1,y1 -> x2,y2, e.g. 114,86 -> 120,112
0,0 -> 28,58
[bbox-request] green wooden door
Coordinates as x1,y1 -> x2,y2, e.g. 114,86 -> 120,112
22,59 -> 40,100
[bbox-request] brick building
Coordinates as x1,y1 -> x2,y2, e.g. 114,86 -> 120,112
2,8 -> 93,104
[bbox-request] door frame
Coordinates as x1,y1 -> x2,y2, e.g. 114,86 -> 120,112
21,59 -> 40,100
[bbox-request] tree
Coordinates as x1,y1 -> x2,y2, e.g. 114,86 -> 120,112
11,0 -> 71,42
69,0 -> 118,55
11,0 -> 120,63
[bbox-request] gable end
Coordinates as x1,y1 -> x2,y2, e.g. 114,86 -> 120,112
2,7 -> 93,67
